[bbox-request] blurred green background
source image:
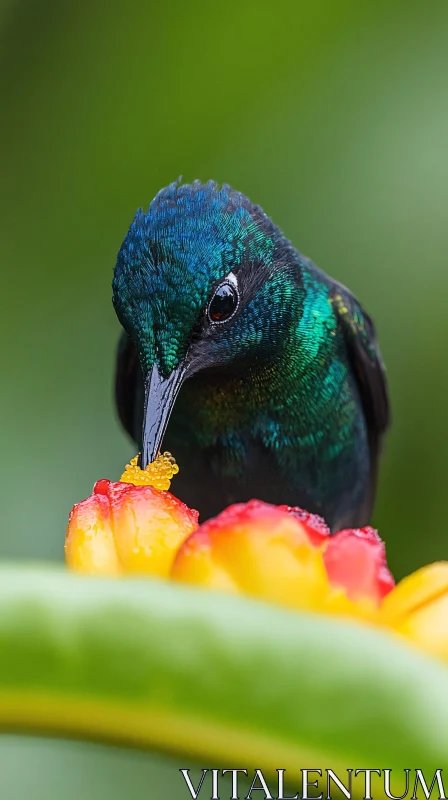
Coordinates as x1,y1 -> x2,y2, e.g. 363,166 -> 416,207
1,0 -> 448,796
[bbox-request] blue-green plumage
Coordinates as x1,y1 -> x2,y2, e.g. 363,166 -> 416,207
113,180 -> 389,530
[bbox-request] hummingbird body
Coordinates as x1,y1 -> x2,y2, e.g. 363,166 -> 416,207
113,181 -> 389,530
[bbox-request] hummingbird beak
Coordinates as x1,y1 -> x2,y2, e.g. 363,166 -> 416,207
140,361 -> 186,468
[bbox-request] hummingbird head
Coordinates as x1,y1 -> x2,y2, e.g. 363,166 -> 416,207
112,180 -> 298,467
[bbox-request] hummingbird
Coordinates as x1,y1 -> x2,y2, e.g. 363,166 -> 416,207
112,180 -> 389,531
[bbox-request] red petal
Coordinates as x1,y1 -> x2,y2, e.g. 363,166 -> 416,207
323,526 -> 395,604
93,478 -> 112,497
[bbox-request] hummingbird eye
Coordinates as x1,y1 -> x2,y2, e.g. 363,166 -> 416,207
207,273 -> 239,324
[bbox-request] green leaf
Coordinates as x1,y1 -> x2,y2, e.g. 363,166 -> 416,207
0,564 -> 447,782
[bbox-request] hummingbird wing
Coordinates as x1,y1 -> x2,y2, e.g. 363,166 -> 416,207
115,332 -> 143,446
329,282 -> 390,517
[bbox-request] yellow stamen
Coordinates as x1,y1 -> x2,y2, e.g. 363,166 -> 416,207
119,452 -> 179,491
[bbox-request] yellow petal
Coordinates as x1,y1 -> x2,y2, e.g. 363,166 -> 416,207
65,493 -> 122,575
109,483 -> 197,576
380,562 -> 448,660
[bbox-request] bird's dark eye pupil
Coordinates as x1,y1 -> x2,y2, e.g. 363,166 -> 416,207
208,283 -> 238,322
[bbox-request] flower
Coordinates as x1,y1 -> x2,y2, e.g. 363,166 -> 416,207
65,479 -> 198,576
380,562 -> 448,660
171,500 -> 394,618
64,455 -> 448,669
66,478 -> 395,621
171,500 -> 329,607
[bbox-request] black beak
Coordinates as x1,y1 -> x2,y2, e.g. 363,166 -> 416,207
140,362 -> 186,469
